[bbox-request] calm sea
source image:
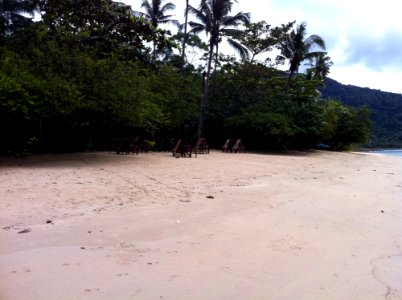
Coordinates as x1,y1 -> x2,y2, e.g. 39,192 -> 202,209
371,149 -> 402,157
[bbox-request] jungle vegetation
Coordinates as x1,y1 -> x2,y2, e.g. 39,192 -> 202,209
0,0 -> 371,154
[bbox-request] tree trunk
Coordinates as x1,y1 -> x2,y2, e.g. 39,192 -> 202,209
152,38 -> 156,62
197,40 -> 215,139
214,41 -> 219,73
250,53 -> 256,64
180,0 -> 189,68
285,72 -> 292,92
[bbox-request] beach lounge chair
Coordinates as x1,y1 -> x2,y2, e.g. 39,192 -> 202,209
129,136 -> 140,154
172,139 -> 182,157
172,140 -> 192,157
180,144 -> 192,157
114,136 -> 139,155
222,139 -> 232,152
193,138 -> 209,156
232,139 -> 245,153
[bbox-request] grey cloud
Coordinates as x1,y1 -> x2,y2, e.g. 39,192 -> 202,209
339,30 -> 402,71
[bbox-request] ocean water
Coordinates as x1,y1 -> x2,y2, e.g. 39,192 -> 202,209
371,149 -> 402,157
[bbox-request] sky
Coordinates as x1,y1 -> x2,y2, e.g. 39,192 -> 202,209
125,0 -> 402,94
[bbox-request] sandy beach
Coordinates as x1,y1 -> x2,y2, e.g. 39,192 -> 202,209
0,150 -> 401,300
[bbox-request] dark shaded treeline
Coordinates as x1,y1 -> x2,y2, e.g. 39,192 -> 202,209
0,0 -> 370,155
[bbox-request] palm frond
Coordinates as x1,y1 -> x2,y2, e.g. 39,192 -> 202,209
296,22 -> 307,38
305,34 -> 326,50
227,38 -> 250,61
140,0 -> 152,14
221,28 -> 244,37
188,4 -> 208,27
188,21 -> 207,36
222,12 -> 250,27
160,2 -> 176,14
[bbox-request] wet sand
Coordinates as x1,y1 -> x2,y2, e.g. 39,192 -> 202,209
1,150 -> 402,300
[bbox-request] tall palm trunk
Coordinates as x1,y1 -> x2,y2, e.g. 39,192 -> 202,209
285,72 -> 294,92
180,0 -> 189,68
197,39 -> 214,138
214,42 -> 219,73
152,19 -> 157,61
152,40 -> 156,61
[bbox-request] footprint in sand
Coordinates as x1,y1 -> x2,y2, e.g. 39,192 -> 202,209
169,274 -> 179,281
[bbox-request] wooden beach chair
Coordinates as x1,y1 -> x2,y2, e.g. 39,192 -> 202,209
193,138 -> 209,157
115,138 -> 130,154
180,144 -> 192,157
113,136 -> 140,155
232,139 -> 245,153
172,139 -> 192,158
222,139 -> 232,152
172,139 -> 182,157
128,136 -> 140,154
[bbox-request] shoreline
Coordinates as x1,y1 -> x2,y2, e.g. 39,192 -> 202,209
1,151 -> 402,299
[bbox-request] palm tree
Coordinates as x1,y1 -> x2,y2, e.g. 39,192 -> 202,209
188,0 -> 250,137
0,0 -> 35,39
137,0 -> 179,28
306,52 -> 333,81
135,0 -> 179,59
278,22 -> 326,80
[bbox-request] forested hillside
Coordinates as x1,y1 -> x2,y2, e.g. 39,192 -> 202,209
321,78 -> 402,148
0,0 -> 371,154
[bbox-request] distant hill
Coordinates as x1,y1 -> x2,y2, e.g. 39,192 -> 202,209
320,78 -> 402,148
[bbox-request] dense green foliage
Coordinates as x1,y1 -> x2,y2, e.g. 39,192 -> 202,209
0,0 -> 371,154
321,78 -> 402,148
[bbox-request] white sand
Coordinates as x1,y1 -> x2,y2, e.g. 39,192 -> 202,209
0,150 -> 401,300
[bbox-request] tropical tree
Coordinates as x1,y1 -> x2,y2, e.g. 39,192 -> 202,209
0,0 -> 35,40
233,21 -> 294,64
306,52 -> 333,81
135,0 -> 179,59
137,0 -> 178,28
320,100 -> 370,150
278,22 -> 326,79
188,0 -> 250,137
36,0 -> 154,60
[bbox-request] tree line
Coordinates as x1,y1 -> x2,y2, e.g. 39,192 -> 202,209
321,78 -> 402,149
0,0 -> 371,154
